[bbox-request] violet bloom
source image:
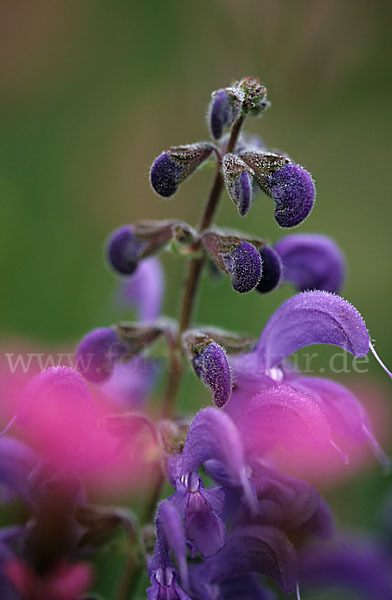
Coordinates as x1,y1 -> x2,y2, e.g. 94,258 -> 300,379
170,472 -> 225,558
274,233 -> 346,293
120,256 -> 164,321
227,291 -> 390,467
106,225 -> 144,276
75,327 -> 128,383
148,501 -> 190,600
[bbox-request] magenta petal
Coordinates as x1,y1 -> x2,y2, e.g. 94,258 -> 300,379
234,384 -> 332,457
257,291 -> 369,369
292,377 -> 389,467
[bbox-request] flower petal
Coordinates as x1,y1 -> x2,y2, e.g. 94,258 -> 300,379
257,291 -> 369,369
120,257 -> 164,321
274,233 -> 345,293
292,377 -> 389,468
199,525 -> 298,594
232,384 -> 332,457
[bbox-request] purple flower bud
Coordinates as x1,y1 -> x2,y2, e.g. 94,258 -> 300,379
255,246 -> 283,294
274,233 -> 345,293
106,225 -> 142,276
222,154 -> 253,216
150,143 -> 214,197
269,163 -> 315,228
193,342 -> 232,408
222,241 -> 262,294
76,327 -> 128,383
208,89 -> 242,140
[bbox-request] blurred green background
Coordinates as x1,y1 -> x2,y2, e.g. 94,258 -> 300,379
1,0 -> 391,597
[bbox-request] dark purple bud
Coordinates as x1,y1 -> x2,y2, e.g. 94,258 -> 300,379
150,143 -> 214,197
76,327 -> 128,383
193,343 -> 232,408
208,88 -> 242,140
269,163 -> 315,228
222,154 -> 253,216
255,246 -> 282,294
106,225 -> 142,276
240,150 -> 289,195
274,233 -> 345,292
223,241 -> 262,293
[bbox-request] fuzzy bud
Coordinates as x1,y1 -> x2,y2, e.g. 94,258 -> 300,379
222,241 -> 262,294
269,163 -> 315,228
76,327 -> 128,383
150,143 -> 214,197
208,88 -> 242,140
222,154 -> 253,216
236,76 -> 270,116
106,226 -> 143,276
255,246 -> 283,294
193,342 -> 233,408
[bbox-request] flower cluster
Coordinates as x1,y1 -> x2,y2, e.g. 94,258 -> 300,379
0,76 -> 391,599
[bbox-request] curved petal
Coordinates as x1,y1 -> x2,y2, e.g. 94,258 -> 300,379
179,408 -> 245,485
185,495 -> 226,558
292,377 -> 389,468
257,291 -> 369,369
233,384 -> 333,458
199,525 -> 298,594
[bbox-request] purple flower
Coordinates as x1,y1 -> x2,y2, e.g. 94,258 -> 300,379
226,291 -> 390,467
274,233 -> 346,292
255,246 -> 283,294
170,472 -> 225,558
106,225 -> 144,276
300,537 -> 392,599
75,327 -> 128,383
222,241 -> 262,294
191,525 -> 298,596
150,143 -> 214,197
0,437 -> 37,505
269,163 -> 315,228
193,342 -> 233,408
120,256 -> 164,321
148,501 -> 190,600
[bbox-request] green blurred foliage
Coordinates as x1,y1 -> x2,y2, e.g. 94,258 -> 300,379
0,1 -> 391,597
